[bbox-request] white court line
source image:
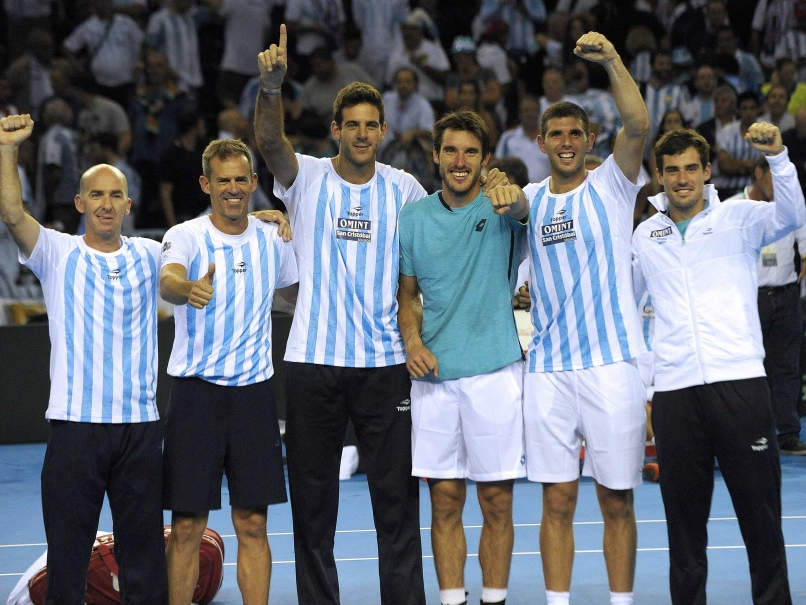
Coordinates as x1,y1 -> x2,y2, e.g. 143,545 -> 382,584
5,545 -> 806,576
232,544 -> 806,566
4,516 -> 805,546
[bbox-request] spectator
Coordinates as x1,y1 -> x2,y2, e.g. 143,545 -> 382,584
128,49 -> 193,228
624,25 -> 657,86
48,61 -> 131,169
444,36 -> 502,119
301,46 -> 374,123
643,50 -> 689,159
538,66 -> 573,116
333,23 -> 379,88
762,58 -> 806,116
88,131 -> 141,232
696,83 -> 738,168
542,11 -> 569,68
476,19 -> 513,96
714,90 -> 764,198
682,64 -> 718,128
285,0 -> 346,82
752,0 -> 795,70
205,0 -> 272,108
457,79 -> 499,148
157,111 -> 208,228
495,94 -> 550,183
145,0 -> 204,94
560,13 -> 592,70
381,67 -> 435,155
61,0 -> 144,108
385,10 -> 451,106
4,28 -> 54,119
715,26 -> 765,92
479,0 -> 547,57
350,0 -> 408,84
36,98 -> 80,232
774,16 -> 806,81
759,84 -> 796,133
379,67 -> 436,189
3,0 -> 62,63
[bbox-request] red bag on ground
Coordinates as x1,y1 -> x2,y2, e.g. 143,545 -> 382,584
28,527 -> 225,605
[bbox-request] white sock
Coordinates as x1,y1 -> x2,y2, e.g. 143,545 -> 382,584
440,588 -> 466,605
481,587 -> 507,603
610,591 -> 634,605
546,590 -> 570,605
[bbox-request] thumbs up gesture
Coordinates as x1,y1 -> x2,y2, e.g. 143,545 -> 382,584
188,262 -> 215,309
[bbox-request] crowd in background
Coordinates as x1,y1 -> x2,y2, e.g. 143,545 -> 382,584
0,0 -> 805,300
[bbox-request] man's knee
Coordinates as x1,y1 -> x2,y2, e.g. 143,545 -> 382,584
596,485 -> 635,522
542,482 -> 578,523
232,507 -> 269,543
477,481 -> 514,526
169,512 -> 209,550
429,479 -> 466,524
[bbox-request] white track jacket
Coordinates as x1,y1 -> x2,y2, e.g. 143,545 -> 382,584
632,147 -> 805,392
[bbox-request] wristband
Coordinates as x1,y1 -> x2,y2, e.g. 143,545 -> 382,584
260,83 -> 282,96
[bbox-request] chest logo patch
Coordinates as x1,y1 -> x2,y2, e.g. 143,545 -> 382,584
541,219 -> 576,246
336,217 -> 372,243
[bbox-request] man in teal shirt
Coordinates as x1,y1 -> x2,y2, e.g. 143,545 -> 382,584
397,109 -> 529,605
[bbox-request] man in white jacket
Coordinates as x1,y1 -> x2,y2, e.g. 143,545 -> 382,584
632,124 -> 803,605
725,156 -> 806,457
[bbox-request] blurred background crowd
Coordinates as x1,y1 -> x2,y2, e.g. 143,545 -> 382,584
0,0 -> 804,304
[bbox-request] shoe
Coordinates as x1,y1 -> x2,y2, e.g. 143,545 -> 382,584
779,438 -> 806,455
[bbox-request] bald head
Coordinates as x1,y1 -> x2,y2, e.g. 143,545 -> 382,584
80,164 -> 128,198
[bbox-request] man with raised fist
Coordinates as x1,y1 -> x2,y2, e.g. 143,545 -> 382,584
0,114 -> 167,605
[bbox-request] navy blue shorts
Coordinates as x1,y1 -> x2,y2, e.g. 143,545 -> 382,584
163,377 -> 287,512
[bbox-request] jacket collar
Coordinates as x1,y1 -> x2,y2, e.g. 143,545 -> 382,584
649,183 -> 721,215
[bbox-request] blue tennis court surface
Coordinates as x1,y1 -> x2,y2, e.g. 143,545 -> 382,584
2,442 -> 805,604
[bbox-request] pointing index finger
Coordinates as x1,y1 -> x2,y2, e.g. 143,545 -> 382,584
279,23 -> 287,50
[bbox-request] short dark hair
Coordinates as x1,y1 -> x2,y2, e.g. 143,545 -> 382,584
653,128 -> 710,171
333,82 -> 385,126
433,109 -> 491,158
202,138 -> 253,179
394,66 -> 418,85
540,101 -> 590,139
486,157 -> 529,188
737,90 -> 760,107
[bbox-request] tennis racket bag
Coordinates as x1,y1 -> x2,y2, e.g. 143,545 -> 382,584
28,527 -> 224,605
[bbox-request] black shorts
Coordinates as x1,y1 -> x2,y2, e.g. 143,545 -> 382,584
162,376 -> 287,512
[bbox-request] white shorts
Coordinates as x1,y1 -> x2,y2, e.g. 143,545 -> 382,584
411,361 -> 526,482
523,360 -> 645,489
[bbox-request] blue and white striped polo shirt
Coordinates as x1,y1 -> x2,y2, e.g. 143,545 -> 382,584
22,229 -> 162,423
162,216 -> 298,386
274,154 -> 427,368
522,155 -> 647,373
